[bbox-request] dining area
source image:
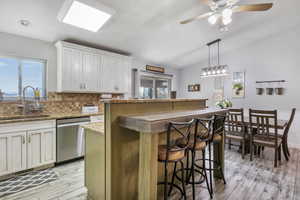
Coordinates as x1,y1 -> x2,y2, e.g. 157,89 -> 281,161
225,108 -> 296,167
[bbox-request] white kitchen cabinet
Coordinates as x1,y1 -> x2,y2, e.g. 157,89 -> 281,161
101,55 -> 131,93
11,132 -> 27,173
0,134 -> 10,176
56,41 -> 131,94
58,46 -> 83,92
42,128 -> 56,165
27,130 -> 43,168
27,128 -> 56,168
82,52 -> 102,92
0,120 -> 56,176
0,132 -> 27,176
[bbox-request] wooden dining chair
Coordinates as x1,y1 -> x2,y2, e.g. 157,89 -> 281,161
249,109 -> 282,167
279,108 -> 296,161
225,108 -> 247,159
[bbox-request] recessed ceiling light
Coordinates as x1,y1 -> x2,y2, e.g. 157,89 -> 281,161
19,20 -> 31,27
58,0 -> 115,32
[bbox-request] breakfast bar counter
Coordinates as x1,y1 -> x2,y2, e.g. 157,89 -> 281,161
84,99 -> 227,200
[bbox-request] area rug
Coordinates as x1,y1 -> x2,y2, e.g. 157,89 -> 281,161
0,168 -> 58,197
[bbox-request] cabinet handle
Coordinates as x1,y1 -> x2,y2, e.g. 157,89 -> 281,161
28,135 -> 31,143
22,136 -> 25,144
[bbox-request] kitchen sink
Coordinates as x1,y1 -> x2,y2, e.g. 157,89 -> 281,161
0,114 -> 50,121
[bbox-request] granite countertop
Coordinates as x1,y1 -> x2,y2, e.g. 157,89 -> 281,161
101,98 -> 208,104
0,112 -> 104,124
81,122 -> 104,135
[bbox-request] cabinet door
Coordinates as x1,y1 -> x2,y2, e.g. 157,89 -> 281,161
101,55 -> 131,93
82,52 -> 102,92
0,134 -> 10,176
0,132 -> 27,176
42,129 -> 56,165
27,130 -> 43,168
101,55 -> 117,93
116,58 -> 131,94
11,132 -> 27,172
27,129 -> 56,168
61,47 -> 83,92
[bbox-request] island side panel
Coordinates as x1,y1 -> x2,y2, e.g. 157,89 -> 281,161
85,129 -> 106,200
172,100 -> 207,111
106,102 -> 173,200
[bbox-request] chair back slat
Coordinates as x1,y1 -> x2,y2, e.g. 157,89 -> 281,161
226,108 -> 244,133
249,109 -> 278,140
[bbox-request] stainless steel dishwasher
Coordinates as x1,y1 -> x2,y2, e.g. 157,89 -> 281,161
56,117 -> 91,163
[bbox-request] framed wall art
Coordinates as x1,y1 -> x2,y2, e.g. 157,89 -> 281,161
232,72 -> 245,98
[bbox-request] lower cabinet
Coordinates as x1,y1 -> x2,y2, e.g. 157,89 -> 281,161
0,132 -> 27,176
27,129 -> 56,169
0,120 -> 56,176
11,132 -> 27,173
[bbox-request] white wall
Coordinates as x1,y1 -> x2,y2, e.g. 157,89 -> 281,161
0,32 -> 57,91
178,26 -> 300,148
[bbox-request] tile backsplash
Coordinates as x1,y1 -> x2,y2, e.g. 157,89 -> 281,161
0,92 -> 123,116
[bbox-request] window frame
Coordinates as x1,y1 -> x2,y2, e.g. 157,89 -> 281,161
0,54 -> 47,101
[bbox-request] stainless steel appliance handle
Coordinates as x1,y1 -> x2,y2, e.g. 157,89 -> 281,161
57,122 -> 90,128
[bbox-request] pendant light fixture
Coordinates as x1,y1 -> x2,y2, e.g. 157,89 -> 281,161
201,39 -> 229,78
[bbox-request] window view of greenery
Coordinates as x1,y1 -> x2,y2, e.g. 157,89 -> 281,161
0,57 -> 46,100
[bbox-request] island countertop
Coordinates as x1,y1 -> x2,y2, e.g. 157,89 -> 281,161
81,122 -> 104,135
101,98 -> 208,104
119,108 -> 227,133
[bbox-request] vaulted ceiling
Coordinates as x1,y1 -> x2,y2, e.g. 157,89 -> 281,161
0,0 -> 299,68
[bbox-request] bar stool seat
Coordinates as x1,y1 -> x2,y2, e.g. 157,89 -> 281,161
211,134 -> 222,143
158,145 -> 185,161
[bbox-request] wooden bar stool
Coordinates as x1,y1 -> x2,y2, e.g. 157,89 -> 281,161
157,119 -> 194,200
175,117 -> 212,199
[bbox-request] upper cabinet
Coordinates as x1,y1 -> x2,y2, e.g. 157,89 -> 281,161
55,41 -> 131,94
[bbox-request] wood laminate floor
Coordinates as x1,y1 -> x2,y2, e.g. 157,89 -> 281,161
1,147 -> 300,200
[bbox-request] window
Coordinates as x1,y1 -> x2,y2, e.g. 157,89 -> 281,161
0,56 -> 46,100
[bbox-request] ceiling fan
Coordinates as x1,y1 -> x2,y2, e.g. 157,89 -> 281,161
180,0 -> 273,30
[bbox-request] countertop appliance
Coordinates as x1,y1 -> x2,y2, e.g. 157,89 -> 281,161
56,117 -> 91,163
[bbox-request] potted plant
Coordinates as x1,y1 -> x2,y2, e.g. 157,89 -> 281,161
233,83 -> 243,95
216,99 -> 232,109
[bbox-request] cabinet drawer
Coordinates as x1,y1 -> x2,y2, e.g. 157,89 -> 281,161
0,120 -> 56,134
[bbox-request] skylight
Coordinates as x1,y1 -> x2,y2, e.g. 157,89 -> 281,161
58,0 -> 114,32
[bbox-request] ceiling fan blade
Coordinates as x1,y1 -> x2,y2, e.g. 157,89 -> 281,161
233,3 -> 273,12
180,12 -> 212,24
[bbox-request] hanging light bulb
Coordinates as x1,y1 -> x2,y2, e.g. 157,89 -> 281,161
208,14 -> 218,25
222,16 -> 232,26
222,8 -> 233,19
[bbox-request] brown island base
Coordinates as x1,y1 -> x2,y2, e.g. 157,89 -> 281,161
82,99 -> 227,200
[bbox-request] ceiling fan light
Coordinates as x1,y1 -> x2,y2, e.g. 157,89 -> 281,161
208,15 -> 218,25
222,16 -> 232,25
222,8 -> 233,19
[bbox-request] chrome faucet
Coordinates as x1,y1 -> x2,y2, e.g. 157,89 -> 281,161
18,85 -> 43,115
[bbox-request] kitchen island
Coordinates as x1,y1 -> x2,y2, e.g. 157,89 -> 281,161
83,99 -> 227,200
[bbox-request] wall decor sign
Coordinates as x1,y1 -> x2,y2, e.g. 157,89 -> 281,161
232,72 -> 245,98
188,84 -> 201,92
146,65 -> 165,73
